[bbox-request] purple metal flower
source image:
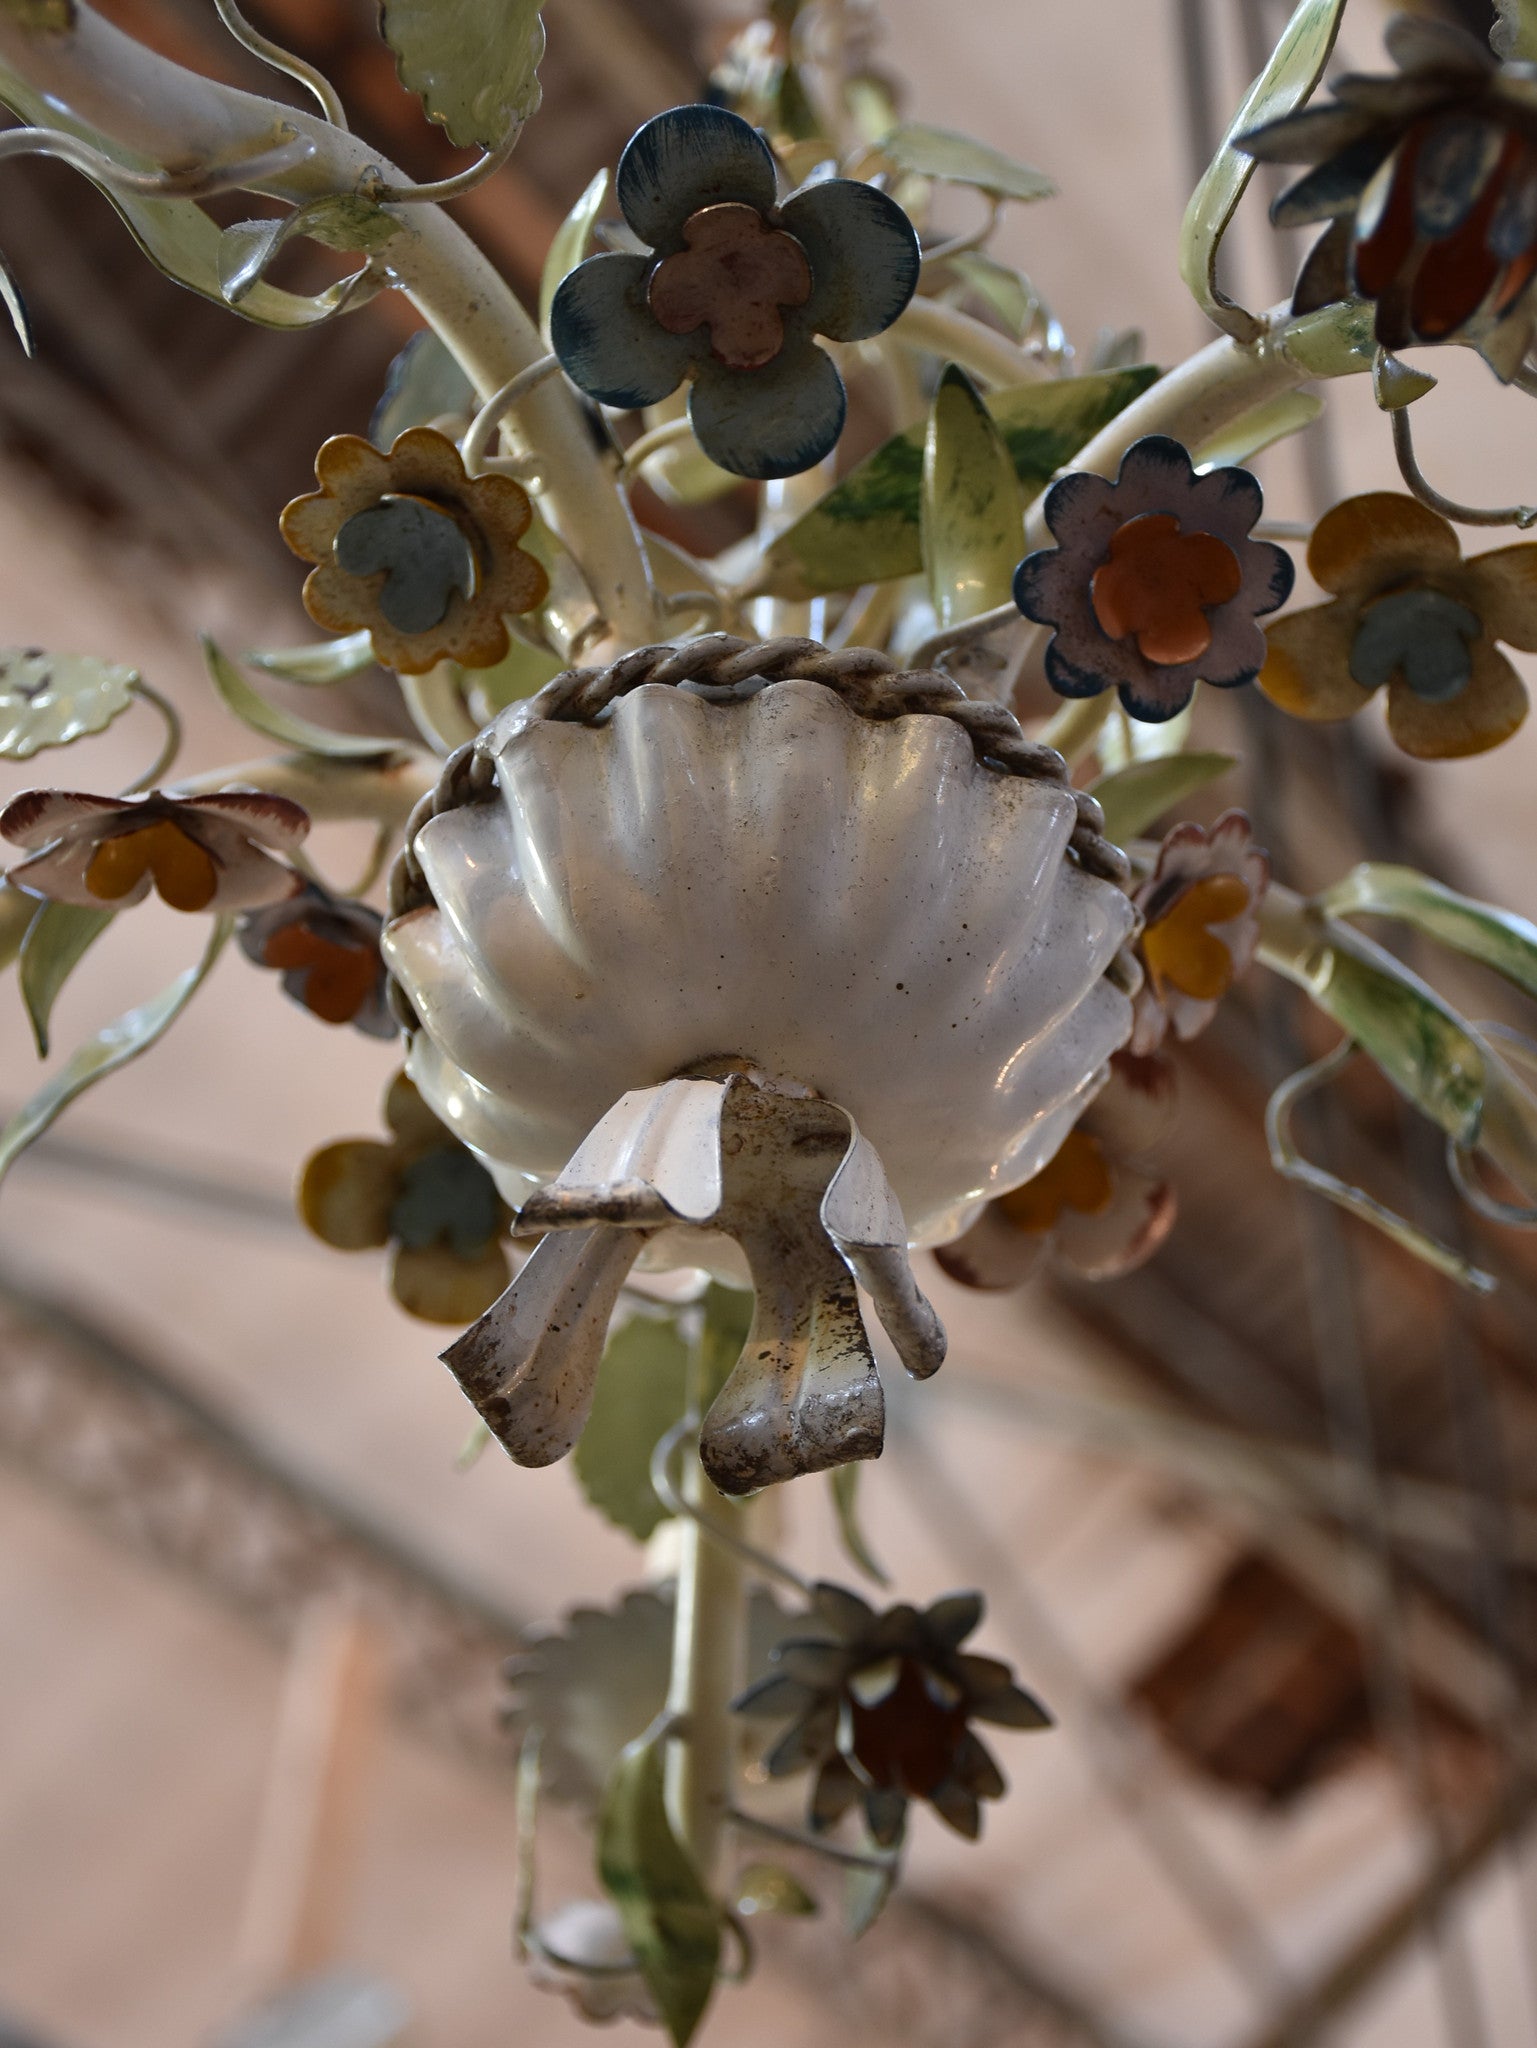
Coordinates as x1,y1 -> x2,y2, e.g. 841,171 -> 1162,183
1013,436 -> 1294,722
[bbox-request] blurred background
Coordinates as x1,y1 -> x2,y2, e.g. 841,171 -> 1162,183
1,2 -> 1536,2045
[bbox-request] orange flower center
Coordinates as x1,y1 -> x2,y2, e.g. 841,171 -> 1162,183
997,1128 -> 1115,1235
648,203 -> 813,371
1142,874 -> 1251,1000
85,820 -> 217,912
1090,513 -> 1242,667
264,923 -> 380,1024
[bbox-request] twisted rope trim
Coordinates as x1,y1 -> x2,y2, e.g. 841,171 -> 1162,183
386,636 -> 1134,1029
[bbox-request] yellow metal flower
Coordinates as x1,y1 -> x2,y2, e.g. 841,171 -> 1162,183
299,1073 -> 513,1324
1131,811 -> 1269,1055
1260,493 -> 1537,759
280,427 -> 549,676
0,788 -> 308,913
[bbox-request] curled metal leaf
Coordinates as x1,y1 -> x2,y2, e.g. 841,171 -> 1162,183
217,192 -> 396,310
540,167 -> 608,338
202,638 -> 401,760
921,363 -> 1026,631
1089,752 -> 1237,843
19,900 -> 113,1057
1180,0 -> 1348,342
1317,862 -> 1537,1004
878,122 -> 1054,203
0,917 -> 230,1194
246,631 -> 376,688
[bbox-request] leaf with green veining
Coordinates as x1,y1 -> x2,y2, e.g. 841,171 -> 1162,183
1318,864 -> 1537,1005
1089,753 -> 1237,843
755,365 -> 1159,601
0,648 -> 138,758
0,918 -> 231,1192
1181,0 -> 1348,342
598,1731 -> 721,2047
574,1311 -> 692,1542
922,364 -> 1025,631
380,0 -> 546,152
19,902 -> 114,1057
878,123 -> 1053,203
203,638 -> 400,760
540,167 -> 608,336
246,632 -> 377,688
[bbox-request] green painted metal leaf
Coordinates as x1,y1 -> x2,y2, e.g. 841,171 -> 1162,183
756,365 -> 1159,601
1318,864 -> 1537,1004
844,1855 -> 900,1938
218,194 -> 396,310
942,252 -> 1057,349
921,364 -> 1025,631
0,647 -> 138,757
597,1732 -> 721,2047
203,638 -> 400,759
1494,2 -> 1537,60
380,0 -> 546,152
458,637 -> 564,723
1,1 -> 75,26
372,331 -> 476,449
20,901 -> 114,1058
1180,0 -> 1348,342
829,1463 -> 889,1586
1089,753 -> 1237,843
1193,389 -> 1322,468
0,881 -> 39,975
540,167 -> 608,337
246,632 -> 377,688
574,1312 -> 692,1542
0,917 -> 230,1193
697,1282 -> 753,1401
878,123 -> 1054,203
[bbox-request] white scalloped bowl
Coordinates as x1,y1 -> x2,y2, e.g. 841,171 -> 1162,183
384,680 -> 1136,1248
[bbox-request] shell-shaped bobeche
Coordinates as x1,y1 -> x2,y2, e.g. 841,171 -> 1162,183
384,673 -> 1136,1248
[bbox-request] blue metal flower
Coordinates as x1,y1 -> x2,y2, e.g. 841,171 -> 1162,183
550,103 -> 920,481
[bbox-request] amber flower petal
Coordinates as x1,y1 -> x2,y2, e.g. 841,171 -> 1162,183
1260,600 -> 1376,721
1306,490 -> 1458,595
299,1139 -> 399,1250
1386,638 -> 1530,758
390,1240 -> 511,1324
1466,542 -> 1537,652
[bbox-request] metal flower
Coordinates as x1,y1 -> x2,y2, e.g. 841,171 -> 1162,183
1013,436 -> 1294,722
0,788 -> 308,913
935,1052 -> 1178,1290
1240,15 -> 1537,376
734,1584 -> 1049,1847
1130,811 -> 1269,1055
238,882 -> 395,1038
279,427 -> 549,675
1259,492 -> 1537,758
549,103 -> 920,480
299,1073 -> 514,1324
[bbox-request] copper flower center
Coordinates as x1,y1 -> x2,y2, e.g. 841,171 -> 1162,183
845,1657 -> 967,1798
998,1128 -> 1115,1236
264,923 -> 380,1025
648,203 -> 813,371
1142,874 -> 1251,1001
1090,513 -> 1242,667
85,820 -> 217,913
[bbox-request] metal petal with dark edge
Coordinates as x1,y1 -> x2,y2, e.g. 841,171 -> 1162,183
779,178 -> 920,342
1412,114 -> 1507,241
688,339 -> 846,480
1239,100 -> 1389,166
921,1591 -> 983,1648
1271,135 -> 1399,228
615,103 -> 780,254
549,252 -> 696,408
